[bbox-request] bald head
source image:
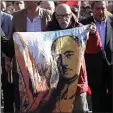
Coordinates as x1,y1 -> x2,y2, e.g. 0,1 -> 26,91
55,4 -> 72,15
55,4 -> 72,29
40,1 -> 55,12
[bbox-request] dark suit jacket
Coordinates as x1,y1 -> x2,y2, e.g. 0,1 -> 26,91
6,7 -> 53,75
1,29 -> 14,58
8,7 -> 52,40
80,16 -> 113,86
5,7 -> 52,58
80,16 -> 113,66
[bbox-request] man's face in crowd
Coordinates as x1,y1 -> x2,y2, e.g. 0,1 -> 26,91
92,1 -> 107,21
24,1 -> 38,9
40,1 -> 55,12
52,36 -> 81,79
81,1 -> 88,8
56,13 -> 72,29
14,1 -> 24,11
55,5 -> 72,29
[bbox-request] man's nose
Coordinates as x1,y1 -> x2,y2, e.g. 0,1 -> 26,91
61,55 -> 68,66
99,10 -> 104,14
58,55 -> 65,66
61,16 -> 67,21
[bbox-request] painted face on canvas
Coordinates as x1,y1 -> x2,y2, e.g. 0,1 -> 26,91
52,36 -> 82,79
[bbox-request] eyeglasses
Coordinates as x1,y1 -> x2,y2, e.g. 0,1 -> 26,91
55,13 -> 72,19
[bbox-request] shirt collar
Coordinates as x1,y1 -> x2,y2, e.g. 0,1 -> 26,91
93,17 -> 106,24
27,16 -> 40,22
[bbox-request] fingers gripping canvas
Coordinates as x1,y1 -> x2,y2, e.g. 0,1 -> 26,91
13,25 -> 89,113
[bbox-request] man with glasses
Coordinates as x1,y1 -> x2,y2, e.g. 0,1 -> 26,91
44,4 -> 102,113
55,6 -> 73,29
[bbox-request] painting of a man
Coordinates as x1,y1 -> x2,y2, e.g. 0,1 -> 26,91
42,35 -> 84,113
52,35 -> 83,80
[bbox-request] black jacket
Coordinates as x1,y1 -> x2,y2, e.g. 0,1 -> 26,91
80,16 -> 113,65
1,29 -> 15,58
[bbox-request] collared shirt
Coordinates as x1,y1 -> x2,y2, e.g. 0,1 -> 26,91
26,16 -> 41,32
95,19 -> 106,50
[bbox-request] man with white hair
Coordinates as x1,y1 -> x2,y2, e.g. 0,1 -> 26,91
40,1 -> 55,12
55,3 -> 73,29
43,3 -> 102,113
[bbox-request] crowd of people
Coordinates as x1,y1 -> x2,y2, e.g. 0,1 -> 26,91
1,1 -> 113,113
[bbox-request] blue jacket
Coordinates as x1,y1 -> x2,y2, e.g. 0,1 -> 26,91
1,11 -> 13,37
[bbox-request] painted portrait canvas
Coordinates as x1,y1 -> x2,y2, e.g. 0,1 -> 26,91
13,25 -> 89,113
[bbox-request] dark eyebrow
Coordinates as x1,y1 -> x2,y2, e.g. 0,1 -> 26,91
64,51 -> 74,55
